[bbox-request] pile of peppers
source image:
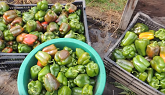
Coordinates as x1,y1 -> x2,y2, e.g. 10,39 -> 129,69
28,44 -> 99,95
0,1 -> 86,53
112,22 -> 165,94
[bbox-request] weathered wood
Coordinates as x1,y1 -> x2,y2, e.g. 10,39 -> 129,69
119,0 -> 139,30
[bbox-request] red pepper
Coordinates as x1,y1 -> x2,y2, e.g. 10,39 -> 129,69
2,47 -> 13,53
41,21 -> 48,31
16,33 -> 38,46
23,34 -> 38,46
16,33 -> 27,43
37,60 -> 43,68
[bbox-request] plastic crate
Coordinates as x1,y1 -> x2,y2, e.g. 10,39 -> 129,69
0,0 -> 90,71
104,12 -> 165,95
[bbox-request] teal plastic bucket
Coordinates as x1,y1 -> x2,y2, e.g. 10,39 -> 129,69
17,38 -> 106,95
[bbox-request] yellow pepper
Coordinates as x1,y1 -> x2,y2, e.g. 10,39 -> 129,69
139,30 -> 155,40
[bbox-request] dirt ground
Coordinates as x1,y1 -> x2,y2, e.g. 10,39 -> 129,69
1,0 -> 165,94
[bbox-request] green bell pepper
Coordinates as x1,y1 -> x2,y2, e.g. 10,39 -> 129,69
43,73 -> 60,92
66,57 -> 77,67
75,9 -> 81,17
131,23 -> 149,34
76,48 -> 85,58
0,2 -> 9,15
65,67 -> 78,78
41,32 -> 56,43
133,55 -> 150,73
135,38 -> 150,56
29,31 -> 43,42
33,41 -> 40,49
116,59 -> 134,73
112,49 -> 125,61
22,12 -> 35,23
0,40 -> 5,51
82,84 -> 93,95
86,61 -> 99,77
37,0 -> 48,11
137,72 -> 148,82
38,65 -> 50,82
160,89 -> 165,94
59,22 -> 71,35
150,56 -> 165,73
28,80 -> 42,95
30,65 -> 42,80
77,22 -> 85,34
58,86 -> 71,95
60,65 -> 68,73
44,10 -> 58,23
50,61 -> 60,77
56,13 -> 68,26
29,6 -> 39,14
65,3 -> 77,13
74,65 -> 85,74
78,52 -> 90,65
76,34 -> 86,42
40,89 -> 47,95
18,43 -> 32,53
36,21 -> 43,32
0,22 -> 7,31
147,68 -> 154,83
74,74 -> 90,88
54,50 -> 72,65
0,17 -> 6,24
155,72 -> 165,80
45,91 -> 58,95
68,79 -> 76,88
72,87 -> 82,95
120,31 -> 138,47
3,30 -> 15,41
68,13 -> 80,21
0,30 -> 3,39
35,10 -> 46,22
26,20 -> 37,33
64,30 -> 77,39
51,3 -> 63,14
155,28 -> 165,40
47,22 -> 59,33
122,45 -> 135,59
69,19 -> 81,32
71,52 -> 76,59
10,25 -> 24,36
149,77 -> 160,89
6,41 -> 18,51
146,41 -> 160,58
160,78 -> 165,89
63,46 -> 73,54
35,51 -> 52,66
57,72 -> 68,86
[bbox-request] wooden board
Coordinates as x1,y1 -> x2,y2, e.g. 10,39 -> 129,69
118,0 -> 139,30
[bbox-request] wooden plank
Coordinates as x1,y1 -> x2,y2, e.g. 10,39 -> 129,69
119,0 -> 139,30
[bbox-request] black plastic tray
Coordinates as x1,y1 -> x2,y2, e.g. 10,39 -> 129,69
104,12 -> 165,95
0,0 -> 90,71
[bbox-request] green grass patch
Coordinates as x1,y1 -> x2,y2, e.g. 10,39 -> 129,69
86,0 -> 127,12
